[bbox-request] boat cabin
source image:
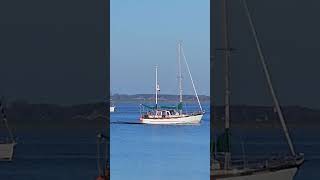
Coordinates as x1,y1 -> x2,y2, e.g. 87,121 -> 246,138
144,109 -> 180,119
156,110 -> 179,117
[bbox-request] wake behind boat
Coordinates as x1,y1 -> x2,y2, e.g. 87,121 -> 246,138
140,41 -> 204,125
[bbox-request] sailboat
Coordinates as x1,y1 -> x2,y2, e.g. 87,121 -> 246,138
211,0 -> 304,179
0,101 -> 16,161
139,41 -> 204,125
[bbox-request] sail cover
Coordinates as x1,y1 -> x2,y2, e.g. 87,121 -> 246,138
213,129 -> 231,153
141,102 -> 183,110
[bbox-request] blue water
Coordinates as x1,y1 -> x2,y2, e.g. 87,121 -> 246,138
110,102 -> 210,180
214,129 -> 320,180
0,131 -> 100,180
0,103 -> 317,180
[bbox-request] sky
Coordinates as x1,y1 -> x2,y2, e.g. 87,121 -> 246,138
1,0 -> 320,108
0,0 -> 107,105
110,0 -> 210,96
211,0 -> 320,108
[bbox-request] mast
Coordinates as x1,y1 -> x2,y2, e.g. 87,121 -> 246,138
242,0 -> 296,156
178,41 -> 183,114
178,41 -> 183,103
222,0 -> 231,169
155,65 -> 159,108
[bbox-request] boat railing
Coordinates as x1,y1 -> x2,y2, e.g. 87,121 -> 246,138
0,137 -> 14,143
212,153 -> 303,170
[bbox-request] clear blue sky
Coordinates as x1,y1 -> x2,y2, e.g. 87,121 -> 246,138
111,0 -> 209,95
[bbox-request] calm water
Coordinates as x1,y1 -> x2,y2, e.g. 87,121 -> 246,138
0,131 -> 100,180
214,129 -> 320,180
0,103 -> 318,180
110,102 -> 210,180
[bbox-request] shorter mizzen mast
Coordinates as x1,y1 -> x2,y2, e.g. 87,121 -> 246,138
155,65 -> 160,109
179,41 -> 203,112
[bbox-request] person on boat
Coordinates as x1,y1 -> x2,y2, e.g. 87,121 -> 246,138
162,111 -> 166,118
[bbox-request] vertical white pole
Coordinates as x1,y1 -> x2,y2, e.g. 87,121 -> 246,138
155,65 -> 158,107
178,41 -> 183,114
178,41 -> 183,103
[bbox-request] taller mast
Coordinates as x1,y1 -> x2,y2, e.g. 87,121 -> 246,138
178,41 -> 183,114
222,0 -> 231,169
178,41 -> 183,104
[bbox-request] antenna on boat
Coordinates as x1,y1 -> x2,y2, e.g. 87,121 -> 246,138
180,43 -> 203,112
242,0 -> 296,156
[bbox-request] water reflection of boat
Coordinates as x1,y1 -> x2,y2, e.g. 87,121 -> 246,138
211,0 -> 304,179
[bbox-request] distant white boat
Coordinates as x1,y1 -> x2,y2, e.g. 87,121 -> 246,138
110,99 -> 115,112
110,106 -> 115,112
0,101 -> 16,161
140,41 -> 204,124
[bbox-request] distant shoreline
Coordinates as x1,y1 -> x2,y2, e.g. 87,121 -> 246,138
111,94 -> 210,103
3,100 -> 320,131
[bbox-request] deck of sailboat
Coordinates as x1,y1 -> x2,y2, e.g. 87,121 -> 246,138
141,111 -> 203,119
140,113 -> 203,124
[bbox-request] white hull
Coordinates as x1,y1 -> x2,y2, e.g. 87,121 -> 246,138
110,106 -> 115,112
140,114 -> 203,124
0,142 -> 16,161
214,167 -> 298,180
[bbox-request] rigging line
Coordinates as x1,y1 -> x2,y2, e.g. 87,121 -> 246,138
180,45 -> 203,112
242,0 -> 296,156
0,103 -> 14,142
